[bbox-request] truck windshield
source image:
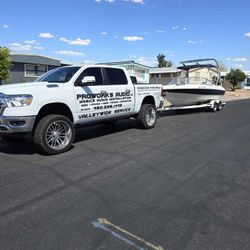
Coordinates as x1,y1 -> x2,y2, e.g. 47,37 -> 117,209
36,66 -> 81,83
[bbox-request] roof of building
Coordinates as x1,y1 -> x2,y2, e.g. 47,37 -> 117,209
99,60 -> 152,69
10,54 -> 62,66
149,67 -> 181,74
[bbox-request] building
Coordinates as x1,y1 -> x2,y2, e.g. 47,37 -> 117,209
1,54 -> 67,84
242,71 -> 250,87
101,61 -> 151,83
149,67 -> 181,84
221,71 -> 250,88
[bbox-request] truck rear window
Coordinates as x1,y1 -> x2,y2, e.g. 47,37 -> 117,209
104,68 -> 128,85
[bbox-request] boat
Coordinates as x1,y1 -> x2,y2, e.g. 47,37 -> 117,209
162,58 -> 225,106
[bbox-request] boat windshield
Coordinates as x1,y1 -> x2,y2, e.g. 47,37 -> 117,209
167,77 -> 215,86
36,66 -> 81,83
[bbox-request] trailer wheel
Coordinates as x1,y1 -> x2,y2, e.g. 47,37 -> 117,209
137,104 -> 157,129
217,101 -> 222,111
211,102 -> 217,112
34,115 -> 75,155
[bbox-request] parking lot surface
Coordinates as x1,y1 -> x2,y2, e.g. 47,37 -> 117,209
0,100 -> 250,250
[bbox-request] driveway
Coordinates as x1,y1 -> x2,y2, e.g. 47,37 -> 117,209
0,100 -> 250,250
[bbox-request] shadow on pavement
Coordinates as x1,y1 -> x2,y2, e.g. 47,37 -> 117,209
0,139 -> 36,155
0,119 -> 138,155
159,108 -> 210,117
74,119 -> 137,143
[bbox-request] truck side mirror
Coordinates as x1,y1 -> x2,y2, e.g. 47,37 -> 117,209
80,76 -> 96,85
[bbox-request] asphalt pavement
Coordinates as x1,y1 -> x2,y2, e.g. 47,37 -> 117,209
0,100 -> 250,250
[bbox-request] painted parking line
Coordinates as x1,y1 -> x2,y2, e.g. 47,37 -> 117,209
92,218 -> 164,250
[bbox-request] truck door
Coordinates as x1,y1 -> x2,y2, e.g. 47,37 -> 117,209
101,67 -> 134,118
74,67 -> 109,123
74,67 -> 134,123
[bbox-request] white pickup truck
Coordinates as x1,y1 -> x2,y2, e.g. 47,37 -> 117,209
0,65 -> 163,154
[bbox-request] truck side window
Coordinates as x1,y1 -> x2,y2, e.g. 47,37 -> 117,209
75,67 -> 103,85
104,68 -> 128,85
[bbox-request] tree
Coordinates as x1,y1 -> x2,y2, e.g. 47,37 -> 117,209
157,54 -> 173,68
218,60 -> 227,72
225,68 -> 246,90
0,47 -> 12,85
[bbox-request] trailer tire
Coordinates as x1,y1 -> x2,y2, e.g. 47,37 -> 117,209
217,101 -> 222,111
34,115 -> 75,155
137,104 -> 157,129
211,102 -> 217,112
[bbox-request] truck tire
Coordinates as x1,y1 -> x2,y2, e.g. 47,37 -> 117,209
137,104 -> 157,129
34,115 -> 75,155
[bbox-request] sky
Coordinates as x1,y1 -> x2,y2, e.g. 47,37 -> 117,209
0,0 -> 250,70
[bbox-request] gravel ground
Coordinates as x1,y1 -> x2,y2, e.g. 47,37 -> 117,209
222,90 -> 250,102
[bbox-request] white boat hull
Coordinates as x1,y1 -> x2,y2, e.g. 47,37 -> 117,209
163,84 -> 225,106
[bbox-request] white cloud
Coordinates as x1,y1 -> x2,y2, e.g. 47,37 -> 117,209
227,57 -> 247,62
123,0 -> 145,3
135,56 -> 157,67
95,0 -> 115,2
123,36 -> 144,41
9,42 -> 44,51
188,40 -> 203,44
54,50 -> 85,57
95,0 -> 145,3
156,30 -> 166,33
39,32 -> 55,38
24,40 -> 37,44
244,32 -> 250,37
101,32 -> 108,35
59,37 -> 71,43
70,38 -> 91,46
233,63 -> 244,69
172,25 -> 178,30
9,43 -> 32,51
33,46 -> 44,50
3,24 -> 9,29
82,60 -> 95,64
183,27 -> 187,31
59,37 -> 91,46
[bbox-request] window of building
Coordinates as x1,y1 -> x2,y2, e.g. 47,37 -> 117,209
25,64 -> 48,77
135,69 -> 145,80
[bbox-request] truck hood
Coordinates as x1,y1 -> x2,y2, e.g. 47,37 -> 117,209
0,82 -> 61,95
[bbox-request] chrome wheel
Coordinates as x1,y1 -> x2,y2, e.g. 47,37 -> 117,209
45,120 -> 72,150
145,107 -> 156,126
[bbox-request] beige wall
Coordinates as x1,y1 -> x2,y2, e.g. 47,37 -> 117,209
188,67 -> 219,83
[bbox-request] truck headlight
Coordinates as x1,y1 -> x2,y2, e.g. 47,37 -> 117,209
4,95 -> 33,107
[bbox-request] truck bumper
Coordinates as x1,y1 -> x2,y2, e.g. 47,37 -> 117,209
0,115 -> 36,134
